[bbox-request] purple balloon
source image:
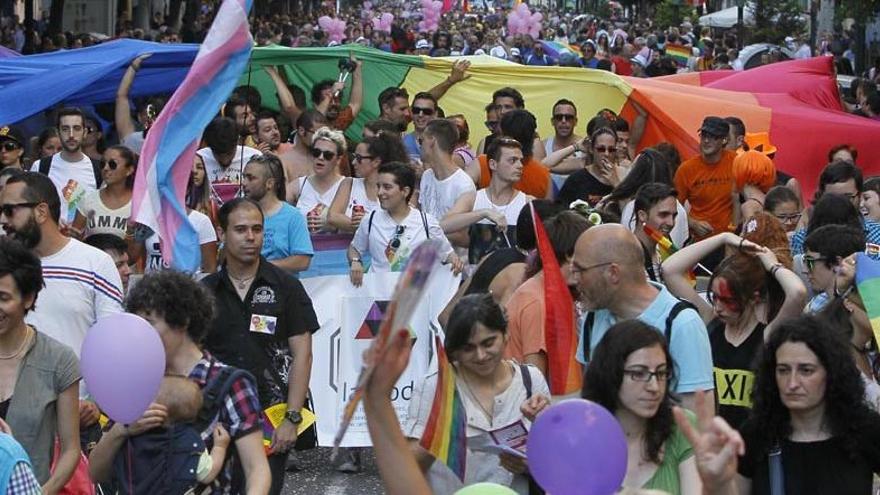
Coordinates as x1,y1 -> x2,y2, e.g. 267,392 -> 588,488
81,313 -> 165,425
528,400 -> 627,495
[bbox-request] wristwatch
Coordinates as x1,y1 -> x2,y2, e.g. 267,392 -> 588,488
285,409 -> 303,425
349,257 -> 362,266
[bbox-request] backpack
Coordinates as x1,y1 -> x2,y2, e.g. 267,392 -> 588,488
113,366 -> 254,495
581,300 -> 696,364
38,155 -> 104,189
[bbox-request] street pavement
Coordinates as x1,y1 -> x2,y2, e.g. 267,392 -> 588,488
281,448 -> 384,494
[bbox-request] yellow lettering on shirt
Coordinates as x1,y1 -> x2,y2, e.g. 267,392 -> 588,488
713,367 -> 755,408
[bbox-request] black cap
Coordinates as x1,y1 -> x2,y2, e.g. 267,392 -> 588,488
0,125 -> 24,147
699,116 -> 730,138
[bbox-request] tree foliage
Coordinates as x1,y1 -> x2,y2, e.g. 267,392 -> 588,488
750,0 -> 805,45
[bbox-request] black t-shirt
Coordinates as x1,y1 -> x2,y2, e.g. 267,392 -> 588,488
202,259 -> 319,408
708,319 -> 765,430
738,418 -> 880,495
465,248 -> 526,296
557,169 -> 613,207
0,397 -> 9,420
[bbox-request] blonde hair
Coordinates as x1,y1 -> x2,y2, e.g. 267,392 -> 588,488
156,376 -> 203,424
312,126 -> 347,155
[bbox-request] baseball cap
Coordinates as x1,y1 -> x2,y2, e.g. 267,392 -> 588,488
416,39 -> 431,49
699,116 -> 730,138
510,47 -> 521,56
0,126 -> 25,147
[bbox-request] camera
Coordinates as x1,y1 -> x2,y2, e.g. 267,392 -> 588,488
338,58 -> 357,72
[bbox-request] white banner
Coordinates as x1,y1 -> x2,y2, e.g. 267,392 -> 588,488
302,267 -> 459,446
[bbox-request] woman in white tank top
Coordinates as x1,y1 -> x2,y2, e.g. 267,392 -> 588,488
291,127 -> 345,233
328,132 -> 410,233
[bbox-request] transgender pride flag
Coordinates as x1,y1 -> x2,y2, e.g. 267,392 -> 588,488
131,0 -> 253,271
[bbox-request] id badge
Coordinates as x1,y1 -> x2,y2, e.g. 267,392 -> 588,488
249,314 -> 278,335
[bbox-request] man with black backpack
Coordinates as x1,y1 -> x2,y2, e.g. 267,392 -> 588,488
32,107 -> 103,226
570,224 -> 714,410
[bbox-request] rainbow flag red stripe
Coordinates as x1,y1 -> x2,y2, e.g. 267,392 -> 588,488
665,44 -> 691,67
532,203 -> 581,395
419,334 -> 467,480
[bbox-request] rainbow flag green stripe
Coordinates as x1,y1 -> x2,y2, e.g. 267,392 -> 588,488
419,333 -> 467,480
856,253 -> 880,347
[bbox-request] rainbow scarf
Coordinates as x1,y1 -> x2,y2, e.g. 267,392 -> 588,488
532,203 -> 581,395
419,333 -> 467,481
131,0 -> 253,271
856,253 -> 880,347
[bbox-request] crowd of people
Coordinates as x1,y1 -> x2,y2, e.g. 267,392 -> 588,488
0,1 -> 879,494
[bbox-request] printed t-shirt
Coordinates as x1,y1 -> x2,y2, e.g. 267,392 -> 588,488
145,209 -> 216,273
674,150 -> 736,240
76,190 -> 131,239
34,153 -> 98,224
708,319 -> 765,429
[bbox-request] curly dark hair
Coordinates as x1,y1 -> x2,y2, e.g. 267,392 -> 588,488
749,315 -> 880,458
0,237 -> 44,312
582,320 -> 676,464
124,270 -> 215,345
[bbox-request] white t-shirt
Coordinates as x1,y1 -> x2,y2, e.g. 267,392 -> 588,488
76,190 -> 131,239
121,131 -> 145,154
296,175 -> 345,216
473,189 -> 528,226
620,198 -> 690,249
145,209 -> 217,273
33,153 -> 98,225
196,145 -> 261,204
419,168 -> 476,221
344,178 -> 379,217
351,207 -> 453,272
26,238 -> 124,358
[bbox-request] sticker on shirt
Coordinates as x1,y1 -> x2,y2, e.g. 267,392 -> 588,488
249,314 -> 277,335
62,179 -> 87,224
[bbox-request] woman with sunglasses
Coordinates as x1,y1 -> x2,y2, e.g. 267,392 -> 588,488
663,230 -> 805,429
291,126 -> 345,233
347,162 -> 461,287
0,127 -> 25,170
71,145 -> 136,240
405,293 -> 549,494
582,320 -> 702,493
556,127 -> 630,207
328,132 -> 408,233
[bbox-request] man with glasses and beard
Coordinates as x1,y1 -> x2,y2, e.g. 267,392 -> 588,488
0,171 -> 123,440
543,99 -> 582,192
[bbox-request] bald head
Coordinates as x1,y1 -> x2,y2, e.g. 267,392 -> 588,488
575,224 -> 646,275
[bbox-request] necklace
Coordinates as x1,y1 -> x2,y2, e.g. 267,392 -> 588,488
458,370 -> 495,426
0,325 -> 33,360
228,273 -> 256,290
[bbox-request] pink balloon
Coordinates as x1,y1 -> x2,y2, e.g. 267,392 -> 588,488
531,12 -> 542,22
381,12 -> 394,24
508,17 -> 523,32
516,3 -> 529,15
372,17 -> 381,30
432,0 -> 442,10
81,313 -> 166,425
528,25 -> 540,38
363,1 -> 372,9
418,20 -> 427,32
318,15 -> 332,30
420,0 -> 432,8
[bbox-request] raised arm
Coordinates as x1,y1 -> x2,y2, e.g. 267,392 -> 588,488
348,57 -> 364,117
628,100 -> 648,158
115,53 -> 151,141
755,247 -> 807,336
428,60 -> 471,101
265,65 -> 302,123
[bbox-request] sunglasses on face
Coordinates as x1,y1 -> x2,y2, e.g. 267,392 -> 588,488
310,148 -> 337,160
412,106 -> 435,116
353,153 -> 375,162
803,256 -> 830,272
101,159 -> 120,170
553,114 -> 576,122
1,142 -> 20,152
0,202 -> 40,217
594,145 -> 615,153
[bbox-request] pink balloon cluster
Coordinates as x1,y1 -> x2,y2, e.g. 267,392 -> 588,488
507,3 -> 542,38
318,15 -> 347,43
418,0 -> 443,33
372,13 -> 394,32
361,1 -> 372,20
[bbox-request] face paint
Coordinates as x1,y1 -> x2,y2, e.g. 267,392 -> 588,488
713,278 -> 742,313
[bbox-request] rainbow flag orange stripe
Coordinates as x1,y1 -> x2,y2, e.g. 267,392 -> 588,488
643,224 -> 677,259
665,44 -> 691,68
532,203 -> 581,395
419,334 -> 467,480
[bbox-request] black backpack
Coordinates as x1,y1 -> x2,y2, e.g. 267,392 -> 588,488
113,366 -> 254,495
38,155 -> 104,188
581,300 -> 697,364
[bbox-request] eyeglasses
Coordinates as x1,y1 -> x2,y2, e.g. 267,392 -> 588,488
0,202 -> 40,217
412,106 -> 435,116
484,120 -> 500,131
773,213 -> 802,224
803,255 -> 830,272
594,145 -> 615,153
310,148 -> 337,160
623,368 -> 670,383
553,114 -> 576,122
353,153 -> 375,162
101,159 -> 119,170
1,142 -> 20,152
570,260 -> 613,276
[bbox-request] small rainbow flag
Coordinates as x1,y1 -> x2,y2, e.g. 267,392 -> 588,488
855,253 -> 880,347
643,224 -> 677,259
665,44 -> 691,68
419,333 -> 467,481
532,203 -> 581,395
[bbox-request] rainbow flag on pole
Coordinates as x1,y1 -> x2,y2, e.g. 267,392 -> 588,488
419,333 -> 467,481
131,0 -> 254,271
532,203 -> 581,395
665,44 -> 691,68
855,253 -> 880,347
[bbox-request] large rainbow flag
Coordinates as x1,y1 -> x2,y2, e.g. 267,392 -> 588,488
855,253 -> 880,347
419,333 -> 467,481
131,0 -> 253,271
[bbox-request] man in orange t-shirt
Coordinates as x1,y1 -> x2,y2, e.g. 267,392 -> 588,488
674,116 -> 737,243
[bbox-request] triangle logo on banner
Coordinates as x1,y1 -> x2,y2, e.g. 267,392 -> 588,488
354,300 -> 390,339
